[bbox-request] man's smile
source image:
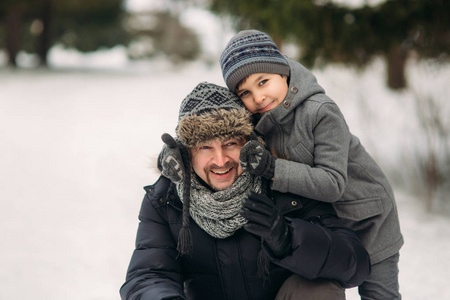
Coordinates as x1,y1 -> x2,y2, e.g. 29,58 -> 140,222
211,167 -> 233,175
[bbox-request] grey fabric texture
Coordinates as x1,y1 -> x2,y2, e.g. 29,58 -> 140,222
176,173 -> 262,239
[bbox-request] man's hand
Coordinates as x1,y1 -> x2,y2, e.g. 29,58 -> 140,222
239,139 -> 276,179
240,191 -> 291,257
157,133 -> 185,183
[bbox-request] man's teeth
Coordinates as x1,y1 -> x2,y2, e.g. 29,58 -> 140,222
212,168 -> 231,174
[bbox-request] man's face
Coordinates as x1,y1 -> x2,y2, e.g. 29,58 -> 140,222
190,138 -> 246,191
236,73 -> 289,114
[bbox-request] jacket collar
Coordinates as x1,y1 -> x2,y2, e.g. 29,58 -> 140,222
255,56 -> 325,134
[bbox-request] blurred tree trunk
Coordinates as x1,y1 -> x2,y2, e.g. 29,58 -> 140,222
386,44 -> 408,90
5,5 -> 23,67
38,0 -> 52,66
271,35 -> 282,50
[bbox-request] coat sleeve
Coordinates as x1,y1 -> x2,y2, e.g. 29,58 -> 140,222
266,215 -> 371,288
272,102 -> 350,202
120,184 -> 186,300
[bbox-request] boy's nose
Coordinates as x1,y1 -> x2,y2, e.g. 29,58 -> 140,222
253,92 -> 265,104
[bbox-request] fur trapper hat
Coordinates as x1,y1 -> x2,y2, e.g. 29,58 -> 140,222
176,82 -> 253,148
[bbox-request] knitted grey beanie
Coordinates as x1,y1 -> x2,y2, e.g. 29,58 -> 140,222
220,30 -> 290,92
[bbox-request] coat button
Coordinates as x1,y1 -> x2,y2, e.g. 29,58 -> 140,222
291,86 -> 298,93
291,201 -> 298,206
283,101 -> 290,108
159,198 -> 164,203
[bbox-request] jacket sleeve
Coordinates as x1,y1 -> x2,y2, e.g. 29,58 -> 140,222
120,182 -> 186,300
272,102 -> 350,202
266,215 -> 371,288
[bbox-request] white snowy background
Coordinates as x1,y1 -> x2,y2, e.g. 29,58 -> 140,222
1,2 -> 450,299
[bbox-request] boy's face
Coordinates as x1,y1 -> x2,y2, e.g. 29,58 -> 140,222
236,73 -> 289,114
190,138 -> 246,191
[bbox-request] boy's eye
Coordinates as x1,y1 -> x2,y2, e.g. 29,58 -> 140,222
239,90 -> 249,97
258,79 -> 268,86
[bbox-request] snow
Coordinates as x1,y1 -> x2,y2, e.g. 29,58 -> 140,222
2,47 -> 450,300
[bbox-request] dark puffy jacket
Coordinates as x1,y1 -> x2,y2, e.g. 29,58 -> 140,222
120,176 -> 370,300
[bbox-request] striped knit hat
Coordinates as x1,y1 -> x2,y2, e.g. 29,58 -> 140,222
220,30 -> 290,92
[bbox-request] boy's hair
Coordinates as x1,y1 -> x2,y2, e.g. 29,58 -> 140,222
236,75 -> 251,92
220,29 -> 290,93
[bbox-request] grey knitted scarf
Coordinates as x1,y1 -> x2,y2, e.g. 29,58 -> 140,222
176,172 -> 262,239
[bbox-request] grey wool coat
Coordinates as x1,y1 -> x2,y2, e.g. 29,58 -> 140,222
255,56 -> 404,264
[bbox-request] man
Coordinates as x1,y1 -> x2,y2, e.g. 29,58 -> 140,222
120,82 -> 370,300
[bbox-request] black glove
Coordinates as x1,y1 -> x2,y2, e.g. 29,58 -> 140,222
240,191 -> 291,257
239,139 -> 276,179
157,133 -> 185,183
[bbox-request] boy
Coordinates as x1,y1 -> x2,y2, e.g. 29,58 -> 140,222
220,30 -> 403,299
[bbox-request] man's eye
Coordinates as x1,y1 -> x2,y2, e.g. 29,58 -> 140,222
259,79 -> 268,86
224,141 -> 240,148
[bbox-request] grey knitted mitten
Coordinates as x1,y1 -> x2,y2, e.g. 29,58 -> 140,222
157,133 -> 185,183
239,140 -> 276,179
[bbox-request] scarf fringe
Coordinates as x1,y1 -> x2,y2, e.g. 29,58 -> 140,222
177,143 -> 193,255
257,248 -> 271,280
177,226 -> 193,255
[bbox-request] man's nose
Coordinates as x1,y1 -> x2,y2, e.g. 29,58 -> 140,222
213,149 -> 227,166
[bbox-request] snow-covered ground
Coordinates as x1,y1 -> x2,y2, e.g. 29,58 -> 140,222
1,50 -> 450,299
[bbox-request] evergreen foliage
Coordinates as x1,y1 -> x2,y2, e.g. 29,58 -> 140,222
209,0 -> 450,89
0,0 -> 129,66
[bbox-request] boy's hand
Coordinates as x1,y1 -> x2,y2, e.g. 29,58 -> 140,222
157,133 -> 184,183
240,191 -> 291,257
239,139 -> 276,179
